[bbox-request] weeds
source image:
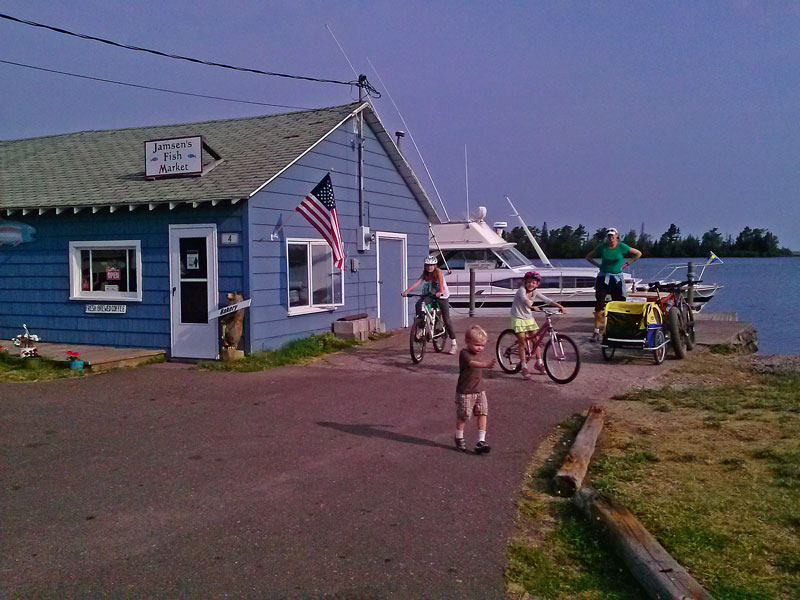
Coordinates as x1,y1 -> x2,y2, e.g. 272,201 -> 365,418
197,333 -> 362,372
0,351 -> 82,382
590,353 -> 800,598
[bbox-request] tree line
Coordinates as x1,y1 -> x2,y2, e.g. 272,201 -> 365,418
503,223 -> 793,259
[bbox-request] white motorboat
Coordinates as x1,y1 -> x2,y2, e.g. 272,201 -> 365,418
429,200 -> 720,313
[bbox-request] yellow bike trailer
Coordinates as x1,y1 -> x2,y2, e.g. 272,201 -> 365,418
601,300 -> 668,364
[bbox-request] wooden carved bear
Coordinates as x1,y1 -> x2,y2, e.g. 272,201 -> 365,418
221,291 -> 245,350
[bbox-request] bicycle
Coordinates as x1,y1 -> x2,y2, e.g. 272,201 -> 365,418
647,279 -> 698,359
406,293 -> 447,363
495,308 -> 580,384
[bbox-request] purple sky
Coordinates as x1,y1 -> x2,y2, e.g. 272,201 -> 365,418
2,1 -> 798,250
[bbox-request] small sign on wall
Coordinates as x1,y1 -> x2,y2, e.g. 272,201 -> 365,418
220,232 -> 240,245
86,304 -> 127,314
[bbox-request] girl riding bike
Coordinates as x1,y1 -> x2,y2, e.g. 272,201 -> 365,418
511,271 -> 565,379
401,254 -> 457,354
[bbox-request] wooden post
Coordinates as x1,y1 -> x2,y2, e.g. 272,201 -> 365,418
575,488 -> 713,600
469,267 -> 476,317
555,404 -> 605,496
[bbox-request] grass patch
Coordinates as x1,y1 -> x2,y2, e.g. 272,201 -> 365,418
587,352 -> 800,599
710,343 -> 739,355
196,333 -> 363,372
506,420 -> 643,599
0,351 -> 83,382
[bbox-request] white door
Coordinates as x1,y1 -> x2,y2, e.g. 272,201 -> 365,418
169,224 -> 219,359
376,233 -> 408,329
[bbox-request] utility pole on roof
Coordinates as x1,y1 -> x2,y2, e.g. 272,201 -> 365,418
357,75 -> 366,229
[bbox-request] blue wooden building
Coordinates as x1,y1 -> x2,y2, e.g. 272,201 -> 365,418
0,102 -> 439,359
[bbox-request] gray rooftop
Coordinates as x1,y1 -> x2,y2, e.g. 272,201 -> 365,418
0,102 -> 439,222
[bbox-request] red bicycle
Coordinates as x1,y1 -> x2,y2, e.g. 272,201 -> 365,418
495,308 -> 581,384
647,279 -> 698,359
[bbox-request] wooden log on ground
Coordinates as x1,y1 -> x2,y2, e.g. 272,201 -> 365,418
575,487 -> 713,600
555,403 -> 605,496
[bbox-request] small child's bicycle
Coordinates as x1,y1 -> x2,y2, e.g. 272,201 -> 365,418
496,308 -> 580,384
407,293 -> 447,363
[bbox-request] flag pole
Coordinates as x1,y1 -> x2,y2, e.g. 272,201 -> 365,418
269,210 -> 298,241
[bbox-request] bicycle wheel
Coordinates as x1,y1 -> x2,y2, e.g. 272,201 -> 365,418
409,319 -> 426,363
601,346 -> 616,361
682,303 -> 696,350
496,329 -> 523,373
653,329 -> 666,364
543,334 -> 580,384
432,313 -> 446,352
667,307 -> 686,359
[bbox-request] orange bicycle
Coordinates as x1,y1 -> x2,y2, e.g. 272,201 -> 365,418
496,308 -> 580,384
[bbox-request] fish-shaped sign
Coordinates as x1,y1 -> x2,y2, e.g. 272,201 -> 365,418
0,220 -> 37,246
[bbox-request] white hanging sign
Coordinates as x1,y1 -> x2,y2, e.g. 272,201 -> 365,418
145,136 -> 202,176
208,299 -> 252,320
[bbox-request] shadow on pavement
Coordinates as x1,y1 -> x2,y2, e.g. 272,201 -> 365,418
317,421 -> 460,453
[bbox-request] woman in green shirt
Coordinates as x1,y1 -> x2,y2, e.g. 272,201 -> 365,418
585,227 -> 642,341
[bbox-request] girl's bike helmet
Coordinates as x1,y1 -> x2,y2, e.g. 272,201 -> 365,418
523,271 -> 542,281
424,254 -> 439,265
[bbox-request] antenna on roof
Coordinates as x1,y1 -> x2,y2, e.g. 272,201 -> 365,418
465,144 -> 470,221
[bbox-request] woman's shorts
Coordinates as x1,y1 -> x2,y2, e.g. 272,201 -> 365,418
511,316 -> 539,334
594,274 -> 626,312
455,391 -> 488,420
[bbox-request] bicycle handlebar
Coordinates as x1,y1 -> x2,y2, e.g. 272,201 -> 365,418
647,279 -> 703,292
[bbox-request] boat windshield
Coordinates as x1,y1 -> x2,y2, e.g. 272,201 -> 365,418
493,247 -> 532,269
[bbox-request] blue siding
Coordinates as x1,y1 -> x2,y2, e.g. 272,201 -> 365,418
247,117 -> 429,351
0,205 -> 246,351
1,113 -> 431,357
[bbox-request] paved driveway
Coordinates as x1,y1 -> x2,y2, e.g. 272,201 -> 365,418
2,316 -> 678,599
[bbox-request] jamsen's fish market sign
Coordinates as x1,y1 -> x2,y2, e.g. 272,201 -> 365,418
145,136 -> 202,177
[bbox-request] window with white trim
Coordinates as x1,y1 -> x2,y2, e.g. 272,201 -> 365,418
287,239 -> 344,314
69,240 -> 143,301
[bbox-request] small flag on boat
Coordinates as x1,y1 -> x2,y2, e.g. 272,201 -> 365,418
295,174 -> 345,270
705,251 -> 723,265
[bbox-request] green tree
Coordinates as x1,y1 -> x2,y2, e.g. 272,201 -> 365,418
622,229 -> 637,247
658,224 -> 681,257
701,228 -> 724,254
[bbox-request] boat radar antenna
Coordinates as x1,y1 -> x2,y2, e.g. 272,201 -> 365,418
506,196 -> 552,267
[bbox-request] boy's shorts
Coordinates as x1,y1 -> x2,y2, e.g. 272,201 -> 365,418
511,316 -> 539,334
455,391 -> 488,420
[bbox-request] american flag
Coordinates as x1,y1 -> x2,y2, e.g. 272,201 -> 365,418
296,174 -> 346,270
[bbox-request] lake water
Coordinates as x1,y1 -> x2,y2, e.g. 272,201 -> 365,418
553,257 -> 800,355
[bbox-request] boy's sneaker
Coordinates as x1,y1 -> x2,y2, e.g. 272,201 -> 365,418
474,440 -> 491,455
448,339 -> 458,355
455,436 -> 467,452
533,361 -> 545,373
590,331 -> 600,343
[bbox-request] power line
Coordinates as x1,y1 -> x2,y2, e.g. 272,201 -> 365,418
0,12 -> 380,97
0,59 -> 313,110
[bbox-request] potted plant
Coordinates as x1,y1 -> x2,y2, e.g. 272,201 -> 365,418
66,351 -> 84,371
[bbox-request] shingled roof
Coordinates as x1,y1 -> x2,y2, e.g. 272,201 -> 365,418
0,102 -> 439,222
